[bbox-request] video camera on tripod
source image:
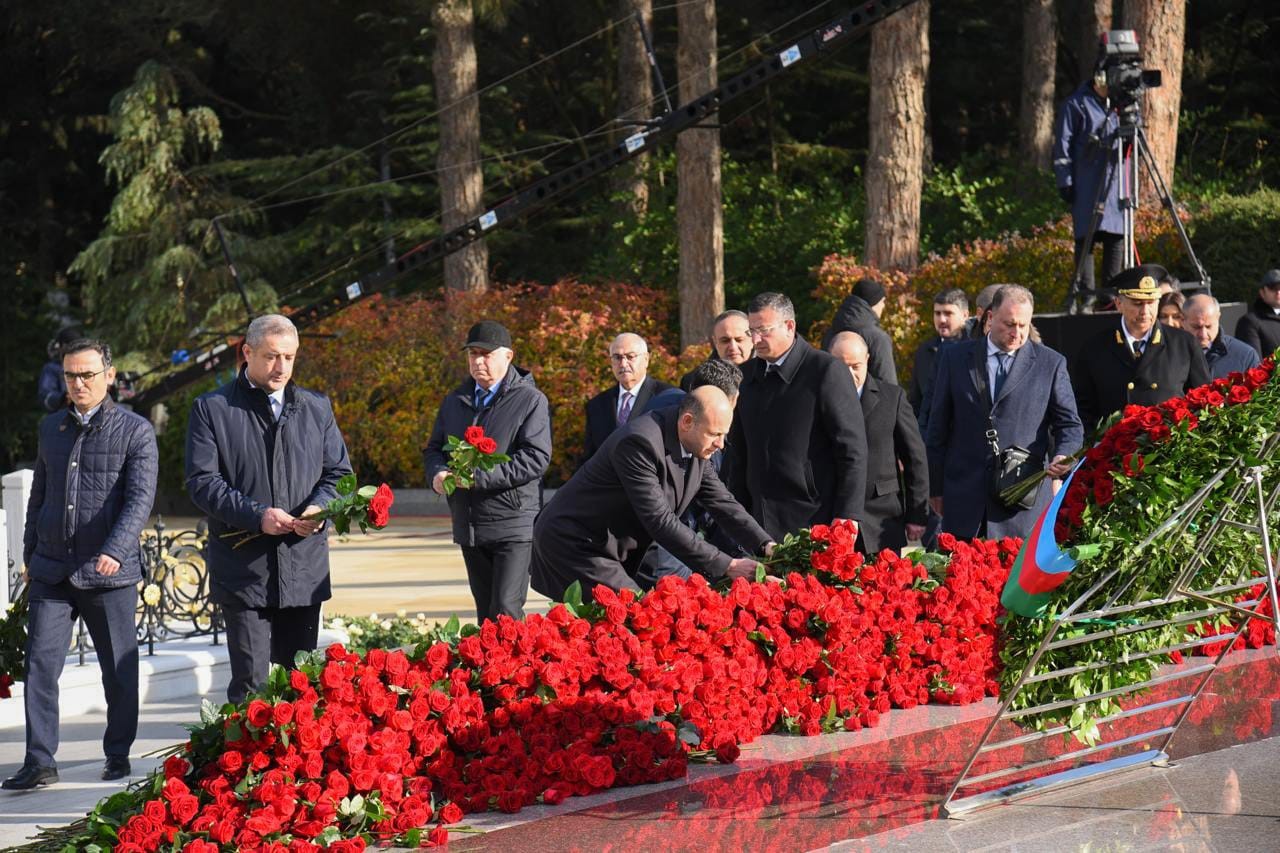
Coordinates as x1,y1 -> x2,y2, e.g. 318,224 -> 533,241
1097,29 -> 1162,120
1061,30 -> 1207,314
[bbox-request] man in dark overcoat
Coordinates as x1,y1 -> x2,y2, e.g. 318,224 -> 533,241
580,332 -> 673,463
726,292 -> 868,542
186,314 -> 353,704
1071,265 -> 1211,433
829,332 -> 928,554
531,387 -> 772,603
6,339 -> 157,790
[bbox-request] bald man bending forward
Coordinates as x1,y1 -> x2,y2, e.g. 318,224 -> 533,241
532,390 -> 773,603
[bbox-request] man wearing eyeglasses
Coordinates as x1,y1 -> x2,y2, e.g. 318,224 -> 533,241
580,333 -> 673,463
1235,269 -> 1280,358
725,292 -> 869,542
7,340 -> 158,790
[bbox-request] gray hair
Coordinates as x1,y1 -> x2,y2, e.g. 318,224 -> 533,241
246,314 -> 299,348
990,284 -> 1035,313
709,309 -> 749,335
1183,293 -> 1221,317
976,284 -> 1007,311
610,332 -> 649,355
747,292 -> 796,321
829,330 -> 869,357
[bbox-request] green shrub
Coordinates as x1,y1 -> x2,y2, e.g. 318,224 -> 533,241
1187,187 -> 1280,303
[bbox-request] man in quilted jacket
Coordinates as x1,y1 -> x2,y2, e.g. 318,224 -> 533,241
6,340 -> 158,790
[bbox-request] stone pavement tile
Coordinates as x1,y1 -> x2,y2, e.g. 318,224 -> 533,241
0,695 -> 201,848
155,515 -> 552,622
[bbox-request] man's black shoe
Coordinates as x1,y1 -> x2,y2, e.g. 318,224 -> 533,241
101,757 -> 131,781
1,764 -> 57,790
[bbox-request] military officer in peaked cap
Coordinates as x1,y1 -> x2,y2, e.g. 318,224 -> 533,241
1071,264 -> 1211,433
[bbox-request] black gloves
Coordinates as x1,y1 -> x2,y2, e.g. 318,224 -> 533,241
1058,185 -> 1074,205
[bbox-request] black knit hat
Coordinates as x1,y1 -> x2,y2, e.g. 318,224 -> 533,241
852,278 -> 886,307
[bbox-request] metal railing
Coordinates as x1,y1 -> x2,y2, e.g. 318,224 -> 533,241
942,437 -> 1280,817
72,518 -> 221,664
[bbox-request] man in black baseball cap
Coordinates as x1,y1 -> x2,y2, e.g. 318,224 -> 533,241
462,320 -> 513,352
1234,269 -> 1280,358
1071,264 -> 1209,431
424,319 -> 551,623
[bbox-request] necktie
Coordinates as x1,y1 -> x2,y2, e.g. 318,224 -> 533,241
474,387 -> 488,410
1132,340 -> 1145,358
993,352 -> 1011,399
617,392 -> 633,425
765,362 -> 779,376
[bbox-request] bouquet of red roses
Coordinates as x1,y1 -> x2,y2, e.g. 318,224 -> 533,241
0,586 -> 27,699
440,425 -> 510,495
221,475 -> 394,546
307,474 -> 395,535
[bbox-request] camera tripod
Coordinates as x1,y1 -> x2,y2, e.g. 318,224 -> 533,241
1063,113 -> 1209,314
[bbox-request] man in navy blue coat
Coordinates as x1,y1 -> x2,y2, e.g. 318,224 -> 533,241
927,286 -> 1084,541
186,314 -> 353,703
1054,64 -> 1125,307
1183,295 -> 1260,380
9,339 -> 157,789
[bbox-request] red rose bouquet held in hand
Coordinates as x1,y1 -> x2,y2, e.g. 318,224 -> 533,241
306,475 -> 395,535
440,425 -> 510,495
221,475 -> 394,547
0,585 -> 27,699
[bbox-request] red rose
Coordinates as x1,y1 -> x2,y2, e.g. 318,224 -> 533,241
1093,476 -> 1115,506
440,802 -> 464,824
163,754 -> 190,780
289,669 -> 312,692
170,794 -> 200,826
217,750 -> 244,774
463,425 -> 485,445
1245,366 -> 1269,389
367,483 -> 394,528
247,699 -> 273,728
476,436 -> 498,454
1227,385 -> 1251,404
1138,409 -> 1164,429
272,701 -> 294,727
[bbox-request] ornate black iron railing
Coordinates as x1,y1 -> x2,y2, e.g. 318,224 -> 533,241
73,518 -> 221,664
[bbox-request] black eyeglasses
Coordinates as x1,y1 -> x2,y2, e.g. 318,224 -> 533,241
63,369 -> 107,385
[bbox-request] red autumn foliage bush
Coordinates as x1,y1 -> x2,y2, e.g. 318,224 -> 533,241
810,211 -> 1185,385
296,280 -> 707,485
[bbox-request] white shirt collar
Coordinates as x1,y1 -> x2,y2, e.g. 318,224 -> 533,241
246,378 -> 286,417
617,379 -> 643,415
986,336 -> 1019,359
1120,318 -> 1154,349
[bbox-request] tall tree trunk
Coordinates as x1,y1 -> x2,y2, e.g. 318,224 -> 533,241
1078,0 -> 1112,83
1020,0 -> 1056,170
614,0 -> 653,216
864,0 -> 929,272
432,0 -> 488,293
675,0 -> 723,350
1123,0 -> 1186,197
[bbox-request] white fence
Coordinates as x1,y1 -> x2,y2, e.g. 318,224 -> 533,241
1,468 -> 33,609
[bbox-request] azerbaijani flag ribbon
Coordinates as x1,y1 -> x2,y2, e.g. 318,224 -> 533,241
1001,462 -> 1096,618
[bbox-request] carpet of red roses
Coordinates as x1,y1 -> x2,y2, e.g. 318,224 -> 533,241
107,524 -> 1018,852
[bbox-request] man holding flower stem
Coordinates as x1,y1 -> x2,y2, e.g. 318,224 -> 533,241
186,314 -> 353,704
425,321 -> 551,623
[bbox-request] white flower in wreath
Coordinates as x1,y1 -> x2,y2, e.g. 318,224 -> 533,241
142,584 -> 162,607
348,625 -> 364,638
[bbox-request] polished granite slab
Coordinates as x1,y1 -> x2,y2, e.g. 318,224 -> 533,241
445,647 -> 1280,851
